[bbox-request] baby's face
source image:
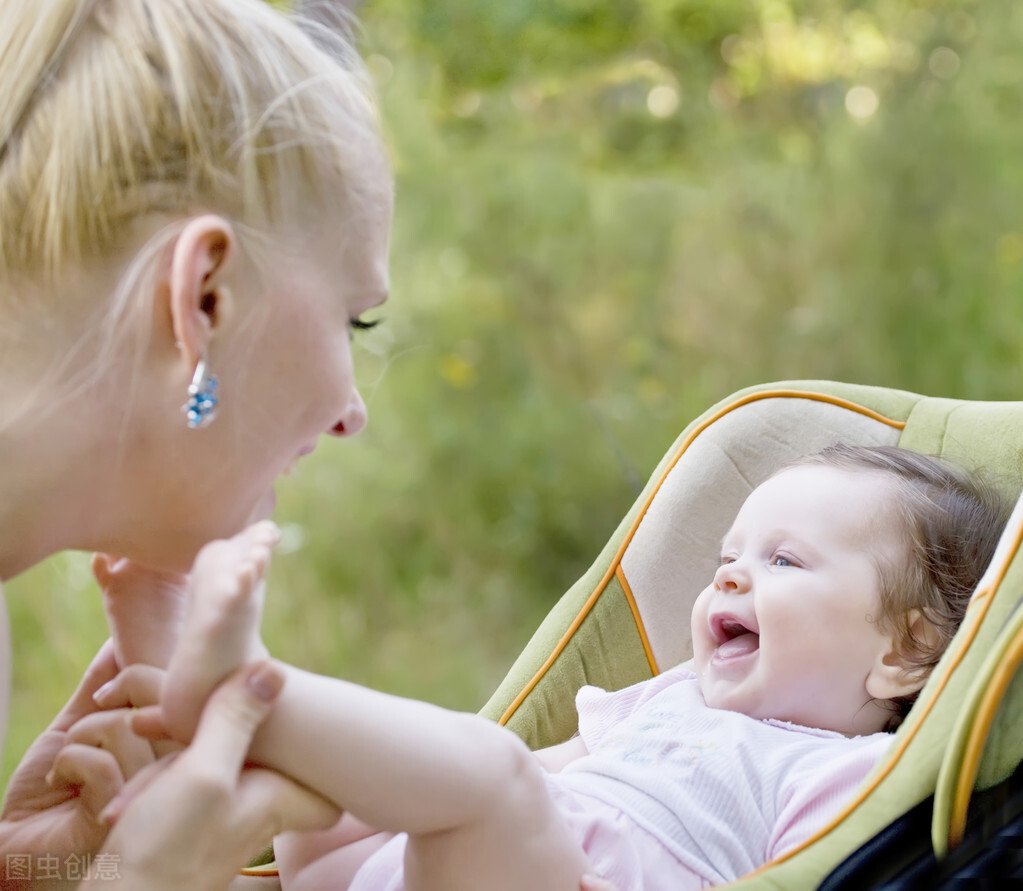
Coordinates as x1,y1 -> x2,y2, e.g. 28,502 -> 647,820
690,465 -> 904,736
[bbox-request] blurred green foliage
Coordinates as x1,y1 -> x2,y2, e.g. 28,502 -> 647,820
5,0 -> 1023,787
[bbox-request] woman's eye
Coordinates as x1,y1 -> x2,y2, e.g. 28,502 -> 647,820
349,316 -> 382,336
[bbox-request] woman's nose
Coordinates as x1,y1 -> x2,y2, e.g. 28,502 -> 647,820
714,560 -> 750,594
331,387 -> 367,437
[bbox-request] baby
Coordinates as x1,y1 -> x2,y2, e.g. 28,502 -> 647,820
114,444 -> 1011,890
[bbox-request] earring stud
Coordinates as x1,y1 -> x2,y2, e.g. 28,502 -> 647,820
182,350 -> 219,429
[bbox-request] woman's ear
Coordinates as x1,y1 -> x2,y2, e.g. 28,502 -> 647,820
866,609 -> 941,702
167,215 -> 237,367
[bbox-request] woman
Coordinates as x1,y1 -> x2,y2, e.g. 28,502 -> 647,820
0,2 -> 617,887
0,0 -> 385,884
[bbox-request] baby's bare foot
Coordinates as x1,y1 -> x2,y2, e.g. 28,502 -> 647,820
92,554 -> 190,668
161,520 -> 280,743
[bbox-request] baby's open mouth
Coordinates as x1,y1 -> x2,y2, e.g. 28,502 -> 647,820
713,616 -> 760,659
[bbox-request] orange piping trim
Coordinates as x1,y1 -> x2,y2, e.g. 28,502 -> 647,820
498,388 -> 907,727
737,512 -> 1023,880
947,615 -> 1023,848
238,865 -> 279,877
616,565 -> 660,676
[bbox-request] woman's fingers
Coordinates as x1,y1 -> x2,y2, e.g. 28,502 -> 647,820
232,767 -> 341,842
48,639 -> 120,732
47,743 -> 124,818
102,661 -> 286,827
220,663 -> 341,846
92,662 -> 165,711
98,752 -> 180,827
61,709 -> 155,780
95,661 -> 341,890
121,707 -> 187,761
129,705 -> 174,742
180,661 -> 284,774
90,662 -> 180,753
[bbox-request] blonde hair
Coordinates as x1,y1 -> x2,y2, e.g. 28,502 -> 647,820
0,0 -> 386,430
0,0 -> 382,284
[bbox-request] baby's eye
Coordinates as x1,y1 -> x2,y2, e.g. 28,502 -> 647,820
771,554 -> 795,568
718,555 -> 736,567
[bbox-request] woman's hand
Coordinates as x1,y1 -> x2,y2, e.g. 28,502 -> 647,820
0,641 -> 130,877
82,661 -> 339,891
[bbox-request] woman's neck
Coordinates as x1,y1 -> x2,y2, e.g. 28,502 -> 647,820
0,391 -> 113,580
0,267 -> 150,581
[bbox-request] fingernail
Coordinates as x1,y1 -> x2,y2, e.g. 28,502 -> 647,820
93,680 -> 116,704
247,661 -> 284,702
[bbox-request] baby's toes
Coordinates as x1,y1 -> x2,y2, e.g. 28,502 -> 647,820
246,520 -> 282,552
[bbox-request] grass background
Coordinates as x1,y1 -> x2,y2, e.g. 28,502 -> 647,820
5,0 -> 1023,787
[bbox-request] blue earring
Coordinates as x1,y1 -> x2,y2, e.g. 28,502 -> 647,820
182,350 -> 219,429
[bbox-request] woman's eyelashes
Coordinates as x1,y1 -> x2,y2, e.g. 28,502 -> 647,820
348,316 -> 383,338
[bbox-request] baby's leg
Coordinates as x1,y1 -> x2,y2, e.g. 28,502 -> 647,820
276,815 -> 394,890
402,748 -> 589,891
161,520 -> 279,742
280,731 -> 588,891
247,667 -> 591,891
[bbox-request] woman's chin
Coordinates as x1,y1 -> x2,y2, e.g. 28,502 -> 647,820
248,488 -> 278,524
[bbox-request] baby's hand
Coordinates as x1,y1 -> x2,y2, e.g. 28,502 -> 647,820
160,521 -> 279,744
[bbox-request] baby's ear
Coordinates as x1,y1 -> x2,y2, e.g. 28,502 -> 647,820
866,609 -> 941,701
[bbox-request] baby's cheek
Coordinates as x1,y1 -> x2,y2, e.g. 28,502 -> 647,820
689,591 -> 711,640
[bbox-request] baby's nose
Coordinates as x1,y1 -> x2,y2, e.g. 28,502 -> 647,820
714,560 -> 750,594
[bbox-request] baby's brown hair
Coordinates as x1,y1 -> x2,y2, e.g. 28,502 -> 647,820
791,443 -> 1013,727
